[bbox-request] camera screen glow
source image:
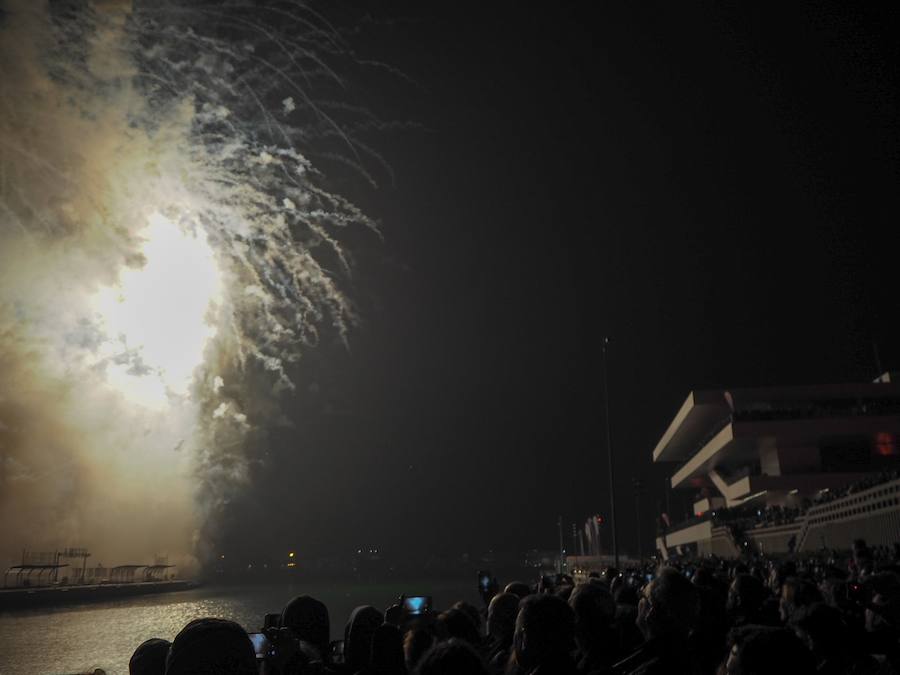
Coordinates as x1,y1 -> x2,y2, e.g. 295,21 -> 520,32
405,596 -> 428,614
249,633 -> 269,657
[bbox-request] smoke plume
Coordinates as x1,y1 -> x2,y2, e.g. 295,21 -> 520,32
0,0 -> 375,569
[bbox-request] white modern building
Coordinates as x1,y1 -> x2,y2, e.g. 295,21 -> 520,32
654,374 -> 900,558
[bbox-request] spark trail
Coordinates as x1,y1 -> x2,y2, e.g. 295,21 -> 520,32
0,0 -> 379,567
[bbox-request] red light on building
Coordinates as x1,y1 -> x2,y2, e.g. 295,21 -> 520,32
875,432 -> 897,457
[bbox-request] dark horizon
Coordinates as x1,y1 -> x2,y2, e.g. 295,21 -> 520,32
207,2 -> 900,564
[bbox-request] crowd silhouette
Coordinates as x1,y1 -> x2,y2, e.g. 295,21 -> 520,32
117,538 -> 900,675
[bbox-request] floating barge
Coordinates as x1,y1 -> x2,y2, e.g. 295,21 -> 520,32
0,579 -> 198,610
1,549 -> 198,610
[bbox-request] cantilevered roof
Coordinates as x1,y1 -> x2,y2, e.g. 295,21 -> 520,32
653,380 -> 900,464
724,381 -> 900,406
652,390 -> 731,463
669,415 -> 900,488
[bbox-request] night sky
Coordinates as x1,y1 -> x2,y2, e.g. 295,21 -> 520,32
220,2 -> 900,561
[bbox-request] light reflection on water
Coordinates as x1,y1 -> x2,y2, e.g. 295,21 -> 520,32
0,581 -> 477,674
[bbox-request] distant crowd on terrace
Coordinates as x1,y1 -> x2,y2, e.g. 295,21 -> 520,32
812,470 -> 900,506
668,469 -> 900,535
104,538 -> 900,675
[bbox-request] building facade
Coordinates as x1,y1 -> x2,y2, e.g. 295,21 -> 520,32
654,375 -> 900,558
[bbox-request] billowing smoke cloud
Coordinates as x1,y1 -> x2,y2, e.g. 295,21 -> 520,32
0,0 -> 376,569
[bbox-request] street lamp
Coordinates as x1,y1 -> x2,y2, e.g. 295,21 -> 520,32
601,336 -> 619,568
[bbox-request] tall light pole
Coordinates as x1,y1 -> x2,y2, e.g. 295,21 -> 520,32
633,478 -> 644,562
557,515 -> 565,574
601,337 -> 619,568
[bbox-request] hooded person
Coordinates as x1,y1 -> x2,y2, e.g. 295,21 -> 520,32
365,623 -> 406,675
165,618 -> 256,675
282,595 -> 331,661
344,605 -> 384,673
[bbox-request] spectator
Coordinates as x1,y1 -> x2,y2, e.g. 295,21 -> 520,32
612,584 -> 644,656
604,568 -> 621,588
345,606 -> 384,674
129,638 -> 170,675
451,601 -> 483,636
779,578 -> 822,623
723,626 -> 815,675
415,639 -> 488,675
165,618 -> 257,675
485,593 -> 519,673
791,602 -> 879,675
513,594 -> 577,675
435,607 -> 481,647
691,567 -> 716,589
504,582 -> 532,599
403,628 -> 434,675
362,624 -> 406,675
864,572 -> 900,672
568,582 -> 619,674
767,561 -> 796,597
613,567 -> 699,674
692,583 -> 728,675
726,575 -> 769,627
282,595 -> 331,662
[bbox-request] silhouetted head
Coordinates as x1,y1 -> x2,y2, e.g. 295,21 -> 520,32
603,567 -> 620,585
568,582 -> 616,652
692,567 -> 715,588
435,607 -> 481,647
415,638 -> 487,675
555,584 -> 574,602
779,577 -> 822,623
727,574 -> 765,617
404,627 -> 434,673
514,593 -> 575,671
345,605 -> 384,672
636,567 -> 699,640
165,618 -> 256,675
853,539 -> 871,565
487,592 -> 520,643
504,581 -> 531,599
614,584 -> 639,607
865,572 -> 900,639
371,623 -> 405,674
129,638 -> 170,675
790,602 -> 847,662
730,562 -> 749,580
768,561 -> 796,595
451,601 -> 483,635
281,595 -> 330,659
725,626 -> 815,675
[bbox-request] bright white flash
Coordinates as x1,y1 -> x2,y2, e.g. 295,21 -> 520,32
90,213 -> 223,409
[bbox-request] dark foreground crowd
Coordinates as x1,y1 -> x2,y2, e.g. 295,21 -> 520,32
119,540 -> 900,675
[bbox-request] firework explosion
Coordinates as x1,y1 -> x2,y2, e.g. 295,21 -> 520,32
0,0 -> 378,567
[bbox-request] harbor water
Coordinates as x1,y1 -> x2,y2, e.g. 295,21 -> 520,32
0,580 -> 479,674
